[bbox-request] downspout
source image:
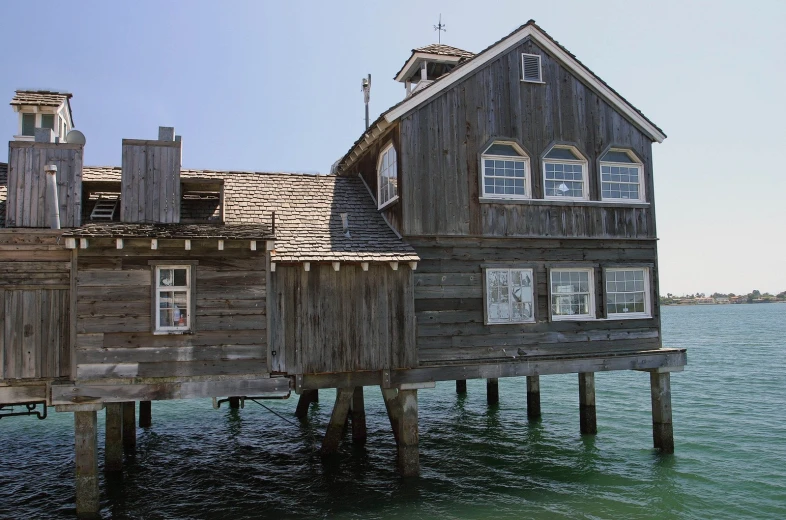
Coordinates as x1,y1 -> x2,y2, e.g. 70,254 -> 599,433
44,164 -> 60,229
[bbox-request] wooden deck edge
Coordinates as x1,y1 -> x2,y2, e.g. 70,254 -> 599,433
0,384 -> 48,405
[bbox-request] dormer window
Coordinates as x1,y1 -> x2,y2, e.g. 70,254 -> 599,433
377,143 -> 398,209
543,145 -> 588,200
600,149 -> 645,202
481,141 -> 531,199
21,113 -> 35,136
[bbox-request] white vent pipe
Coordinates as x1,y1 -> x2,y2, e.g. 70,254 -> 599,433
44,164 -> 60,230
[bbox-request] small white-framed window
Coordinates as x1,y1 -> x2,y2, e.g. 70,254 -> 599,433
600,149 -> 645,202
543,145 -> 589,200
521,53 -> 542,83
155,265 -> 191,333
605,267 -> 651,318
377,143 -> 398,209
481,141 -> 531,199
550,268 -> 595,320
21,113 -> 36,136
485,267 -> 535,324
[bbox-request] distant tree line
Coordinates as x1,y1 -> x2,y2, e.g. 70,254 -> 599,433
660,290 -> 786,305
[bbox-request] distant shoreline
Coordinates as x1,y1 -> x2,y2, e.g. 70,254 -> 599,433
662,300 -> 786,306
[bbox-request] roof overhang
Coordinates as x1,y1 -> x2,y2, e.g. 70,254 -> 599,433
385,24 -> 666,143
394,52 -> 463,83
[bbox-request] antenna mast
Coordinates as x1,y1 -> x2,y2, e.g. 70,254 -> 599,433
433,14 -> 446,44
361,74 -> 371,130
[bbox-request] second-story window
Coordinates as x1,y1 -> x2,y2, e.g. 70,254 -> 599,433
600,149 -> 645,202
22,113 -> 36,136
377,143 -> 398,209
41,114 -> 55,131
155,265 -> 192,333
543,145 -> 588,200
481,141 -> 531,199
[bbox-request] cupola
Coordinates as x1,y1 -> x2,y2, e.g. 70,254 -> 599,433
10,90 -> 74,142
394,44 -> 475,98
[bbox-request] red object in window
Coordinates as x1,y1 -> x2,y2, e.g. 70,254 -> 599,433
178,315 -> 186,326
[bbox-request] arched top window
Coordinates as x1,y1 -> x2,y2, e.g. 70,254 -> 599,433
480,140 -> 531,199
542,145 -> 588,200
377,143 -> 398,209
599,149 -> 644,202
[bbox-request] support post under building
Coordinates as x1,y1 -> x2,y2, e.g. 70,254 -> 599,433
578,373 -> 597,435
104,403 -> 123,472
650,371 -> 674,453
74,410 -> 100,516
526,375 -> 541,420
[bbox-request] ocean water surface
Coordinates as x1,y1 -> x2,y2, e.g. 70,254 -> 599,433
1,304 -> 784,519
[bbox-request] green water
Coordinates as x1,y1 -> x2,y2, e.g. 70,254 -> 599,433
1,304 -> 785,519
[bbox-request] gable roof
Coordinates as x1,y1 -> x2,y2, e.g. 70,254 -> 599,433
69,167 -> 418,263
336,20 -> 666,174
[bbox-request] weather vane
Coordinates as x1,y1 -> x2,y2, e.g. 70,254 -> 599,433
434,14 -> 446,44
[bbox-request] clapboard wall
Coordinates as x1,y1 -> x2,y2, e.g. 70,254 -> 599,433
411,237 -> 661,365
397,38 -> 657,238
0,230 -> 72,380
5,142 -> 83,228
121,139 -> 181,224
268,263 -> 416,374
74,240 -> 266,381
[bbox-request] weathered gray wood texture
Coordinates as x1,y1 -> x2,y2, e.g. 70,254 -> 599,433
74,240 -> 266,381
411,237 -> 661,365
5,142 -> 83,228
268,263 -> 416,375
121,140 -> 181,224
0,231 -> 72,381
395,38 -> 656,238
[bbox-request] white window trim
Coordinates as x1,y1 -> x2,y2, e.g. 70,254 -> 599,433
542,146 -> 589,201
549,267 -> 596,321
480,141 -> 532,200
154,264 -> 192,334
377,142 -> 399,210
599,149 -> 646,203
521,53 -> 543,83
484,267 -> 536,325
605,267 -> 652,319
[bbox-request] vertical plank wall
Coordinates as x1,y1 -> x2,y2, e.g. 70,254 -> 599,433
121,140 -> 181,224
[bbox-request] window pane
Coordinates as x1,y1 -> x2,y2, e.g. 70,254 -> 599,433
173,268 -> 188,286
601,150 -> 635,163
545,147 -> 580,160
606,269 -> 648,315
22,114 -> 36,136
41,114 -> 55,130
159,269 -> 174,286
173,291 -> 188,326
485,143 -> 521,156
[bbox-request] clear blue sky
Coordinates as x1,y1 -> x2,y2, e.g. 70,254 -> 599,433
1,0 -> 784,295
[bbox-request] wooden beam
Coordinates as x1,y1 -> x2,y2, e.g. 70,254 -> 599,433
487,378 -> 499,405
527,375 -> 541,420
303,262 -> 310,272
295,389 -> 318,420
74,410 -> 100,516
361,262 -> 369,271
150,239 -> 158,250
250,240 -> 257,251
332,262 -> 340,272
650,371 -> 674,453
351,387 -> 367,445
139,401 -> 152,428
381,387 -> 401,446
389,261 -> 399,271
409,261 -> 418,271
79,238 -> 88,249
578,373 -> 597,435
115,238 -> 124,249
65,238 -> 76,249
265,240 -> 275,251
397,389 -> 419,477
104,403 -> 123,472
184,239 -> 191,251
456,380 -> 467,394
320,387 -> 354,455
218,240 -> 224,251
122,402 -> 136,451
270,262 -> 276,272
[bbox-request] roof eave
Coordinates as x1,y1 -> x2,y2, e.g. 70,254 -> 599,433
393,52 -> 463,83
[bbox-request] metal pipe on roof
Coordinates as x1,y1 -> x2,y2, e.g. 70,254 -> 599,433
44,164 -> 60,230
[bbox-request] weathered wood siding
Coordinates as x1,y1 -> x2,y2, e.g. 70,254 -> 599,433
268,263 -> 416,374
121,140 -> 181,224
412,237 -> 661,365
0,230 -> 72,381
74,240 -> 266,381
5,142 -> 83,228
398,38 -> 656,238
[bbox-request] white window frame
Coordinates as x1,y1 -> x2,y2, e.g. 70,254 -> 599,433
377,142 -> 399,210
542,145 -> 589,201
154,264 -> 192,334
549,267 -> 596,321
480,141 -> 531,200
484,267 -> 536,324
604,267 -> 651,319
599,148 -> 645,203
521,53 -> 543,83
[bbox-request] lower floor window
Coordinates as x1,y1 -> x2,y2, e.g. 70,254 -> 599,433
605,267 -> 650,317
550,268 -> 595,319
485,268 -> 535,323
155,265 -> 191,332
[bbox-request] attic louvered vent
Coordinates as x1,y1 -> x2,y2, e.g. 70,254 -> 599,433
90,196 -> 119,221
521,53 -> 542,83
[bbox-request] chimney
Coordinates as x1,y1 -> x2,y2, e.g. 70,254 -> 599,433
121,126 -> 182,223
44,164 -> 61,229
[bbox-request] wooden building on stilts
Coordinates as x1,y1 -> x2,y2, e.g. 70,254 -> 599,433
0,20 -> 686,517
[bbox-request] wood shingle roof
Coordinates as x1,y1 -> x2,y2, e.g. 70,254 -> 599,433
10,90 -> 72,107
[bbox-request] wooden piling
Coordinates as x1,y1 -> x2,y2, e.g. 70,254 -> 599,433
351,387 -> 367,445
122,402 -> 136,451
578,373 -> 597,435
526,375 -> 541,420
456,379 -> 467,394
381,387 -> 401,446
397,389 -> 420,477
228,397 -> 241,409
74,411 -> 100,516
650,371 -> 674,453
295,389 -> 318,420
139,401 -> 152,428
320,387 -> 354,455
104,403 -> 123,472
487,378 -> 499,405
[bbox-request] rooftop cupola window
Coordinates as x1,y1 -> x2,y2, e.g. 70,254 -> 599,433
394,44 -> 475,98
10,90 -> 74,142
